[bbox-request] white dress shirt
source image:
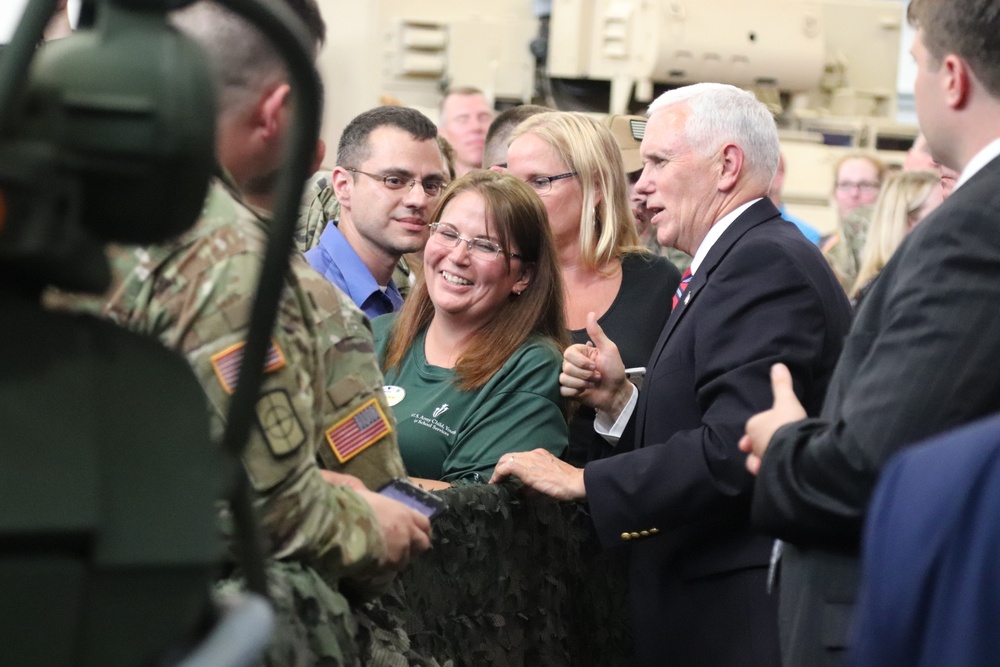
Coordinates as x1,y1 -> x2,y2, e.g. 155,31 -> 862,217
953,137 -> 1000,193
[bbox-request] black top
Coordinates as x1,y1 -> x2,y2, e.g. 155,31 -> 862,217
563,252 -> 680,466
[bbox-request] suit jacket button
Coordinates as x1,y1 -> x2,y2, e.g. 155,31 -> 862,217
640,530 -> 650,537
649,527 -> 660,535
630,532 -> 640,539
620,532 -> 632,541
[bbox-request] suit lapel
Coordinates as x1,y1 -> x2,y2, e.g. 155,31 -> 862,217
634,198 -> 784,441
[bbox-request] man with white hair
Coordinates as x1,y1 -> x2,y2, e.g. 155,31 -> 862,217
492,83 -> 851,666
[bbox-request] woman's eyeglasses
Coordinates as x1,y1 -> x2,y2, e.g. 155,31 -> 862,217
429,223 -> 523,261
523,171 -> 577,195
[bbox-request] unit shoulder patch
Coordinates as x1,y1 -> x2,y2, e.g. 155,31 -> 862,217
255,389 -> 306,457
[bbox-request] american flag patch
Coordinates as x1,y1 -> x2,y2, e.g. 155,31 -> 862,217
325,398 -> 391,463
210,339 -> 287,394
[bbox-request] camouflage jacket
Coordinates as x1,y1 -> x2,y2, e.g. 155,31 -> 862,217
64,177 -> 409,583
296,171 -> 340,254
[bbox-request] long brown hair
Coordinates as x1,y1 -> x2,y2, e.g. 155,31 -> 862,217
383,170 -> 568,391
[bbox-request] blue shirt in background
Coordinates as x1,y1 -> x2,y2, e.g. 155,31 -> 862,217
779,204 -> 823,245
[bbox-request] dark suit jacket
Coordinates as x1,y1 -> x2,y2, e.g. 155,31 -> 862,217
850,411 -> 1000,667
753,154 -> 1000,666
585,198 -> 852,666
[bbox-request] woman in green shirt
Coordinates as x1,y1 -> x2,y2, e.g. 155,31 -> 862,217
374,171 -> 569,486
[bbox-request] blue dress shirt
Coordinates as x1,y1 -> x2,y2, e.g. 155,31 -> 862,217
305,221 -> 403,319
779,205 -> 822,245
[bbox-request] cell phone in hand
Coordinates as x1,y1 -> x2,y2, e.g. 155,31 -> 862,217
377,477 -> 447,520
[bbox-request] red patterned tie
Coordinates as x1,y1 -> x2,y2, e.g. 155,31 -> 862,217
672,267 -> 692,310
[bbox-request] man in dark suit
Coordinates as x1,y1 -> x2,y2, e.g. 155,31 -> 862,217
851,411 -> 1000,667
491,83 -> 852,666
741,1 -> 1000,664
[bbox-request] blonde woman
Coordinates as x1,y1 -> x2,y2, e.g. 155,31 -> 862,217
505,111 -> 681,465
850,170 -> 944,307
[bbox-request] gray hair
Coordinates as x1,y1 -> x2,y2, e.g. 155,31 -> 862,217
648,83 -> 779,186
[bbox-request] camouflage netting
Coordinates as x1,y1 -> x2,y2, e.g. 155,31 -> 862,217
359,481 -> 633,666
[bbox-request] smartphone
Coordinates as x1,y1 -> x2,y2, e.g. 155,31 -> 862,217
377,477 -> 448,520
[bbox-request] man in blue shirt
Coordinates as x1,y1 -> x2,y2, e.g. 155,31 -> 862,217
306,106 -> 448,319
769,152 -> 822,244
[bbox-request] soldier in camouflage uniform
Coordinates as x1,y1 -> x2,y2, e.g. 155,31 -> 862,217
164,2 -> 409,491
56,2 -> 435,665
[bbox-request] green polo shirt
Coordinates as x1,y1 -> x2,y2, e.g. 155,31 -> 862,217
373,317 -> 568,481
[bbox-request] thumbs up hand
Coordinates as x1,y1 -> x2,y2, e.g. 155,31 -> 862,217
739,363 -> 807,475
560,312 -> 631,419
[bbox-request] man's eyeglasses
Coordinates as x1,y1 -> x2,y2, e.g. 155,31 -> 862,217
524,171 -> 577,195
429,223 -> 523,261
835,180 -> 881,194
346,167 -> 446,198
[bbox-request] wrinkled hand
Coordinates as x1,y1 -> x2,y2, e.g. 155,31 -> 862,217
319,469 -> 368,492
490,448 -> 586,501
560,312 -> 630,417
739,363 -> 807,475
356,488 -> 432,570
